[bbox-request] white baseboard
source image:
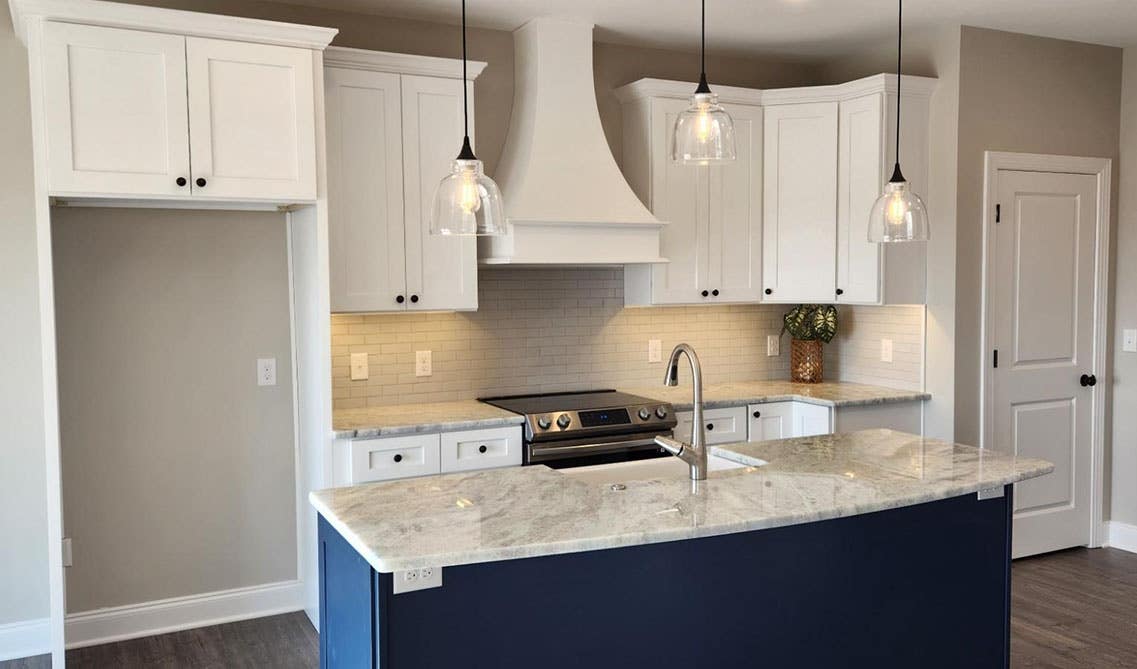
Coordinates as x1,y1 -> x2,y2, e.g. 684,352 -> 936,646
65,579 -> 304,650
0,617 -> 50,662
1106,521 -> 1137,554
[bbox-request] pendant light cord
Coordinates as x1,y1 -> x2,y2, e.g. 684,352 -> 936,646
457,0 -> 475,160
695,0 -> 711,93
888,0 -> 905,182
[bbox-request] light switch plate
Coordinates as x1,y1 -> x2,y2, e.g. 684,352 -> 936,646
415,350 -> 432,377
767,335 -> 780,357
648,339 -> 662,363
1124,329 -> 1137,353
880,339 -> 893,363
257,358 -> 277,386
350,352 -> 369,381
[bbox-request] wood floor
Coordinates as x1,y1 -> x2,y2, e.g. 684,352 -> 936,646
5,547 -> 1136,668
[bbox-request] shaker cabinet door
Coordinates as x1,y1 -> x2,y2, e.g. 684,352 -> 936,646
708,103 -> 763,303
42,22 -> 191,197
837,93 -> 885,304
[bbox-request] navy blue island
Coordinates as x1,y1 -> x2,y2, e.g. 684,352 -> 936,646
310,429 -> 1051,669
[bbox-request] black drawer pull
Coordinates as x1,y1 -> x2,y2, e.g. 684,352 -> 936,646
711,289 -> 719,297
753,410 -> 761,418
396,295 -> 405,304
195,177 -> 207,187
701,290 -> 709,297
393,453 -> 403,463
478,445 -> 488,454
176,177 -> 187,187
706,423 -> 714,431
765,288 -> 773,295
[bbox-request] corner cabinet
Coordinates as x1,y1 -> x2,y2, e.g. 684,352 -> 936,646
42,21 -> 317,203
618,84 -> 763,306
325,48 -> 484,313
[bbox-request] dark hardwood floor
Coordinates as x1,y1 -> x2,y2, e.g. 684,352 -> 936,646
5,547 -> 1136,668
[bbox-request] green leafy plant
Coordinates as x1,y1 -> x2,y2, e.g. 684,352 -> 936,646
782,304 -> 839,343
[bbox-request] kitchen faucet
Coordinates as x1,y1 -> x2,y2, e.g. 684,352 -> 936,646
654,343 -> 708,480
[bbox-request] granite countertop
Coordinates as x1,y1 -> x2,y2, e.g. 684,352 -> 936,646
333,400 -> 524,439
309,429 -> 1052,573
620,380 -> 930,411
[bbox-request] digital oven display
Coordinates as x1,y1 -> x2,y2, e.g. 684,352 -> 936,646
578,408 -> 631,427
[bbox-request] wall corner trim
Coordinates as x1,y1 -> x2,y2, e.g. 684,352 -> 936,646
64,579 -> 304,650
1106,521 -> 1137,555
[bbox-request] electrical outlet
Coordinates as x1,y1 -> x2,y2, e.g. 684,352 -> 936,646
648,339 -> 662,363
350,352 -> 369,381
415,350 -> 432,377
880,339 -> 893,363
393,566 -> 443,594
62,537 -> 72,568
1124,329 -> 1137,353
257,358 -> 277,386
767,335 -> 780,357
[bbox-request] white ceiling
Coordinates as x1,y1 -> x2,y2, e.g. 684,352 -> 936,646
271,0 -> 1137,58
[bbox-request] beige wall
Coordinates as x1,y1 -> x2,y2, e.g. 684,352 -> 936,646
52,209 -> 297,613
1112,48 -> 1137,526
954,27 -> 1122,447
0,5 -> 50,629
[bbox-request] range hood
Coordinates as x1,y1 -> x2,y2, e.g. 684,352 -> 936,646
479,18 -> 667,266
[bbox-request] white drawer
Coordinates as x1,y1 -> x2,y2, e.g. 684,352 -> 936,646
441,426 -> 523,473
349,434 -> 441,483
674,406 -> 748,445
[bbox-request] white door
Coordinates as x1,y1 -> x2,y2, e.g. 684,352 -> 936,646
749,402 -> 794,441
990,169 -> 1099,558
708,104 -> 763,303
186,37 -> 317,201
401,75 -> 478,311
325,67 -> 407,312
836,93 -> 883,304
42,23 -> 190,197
762,102 -> 838,303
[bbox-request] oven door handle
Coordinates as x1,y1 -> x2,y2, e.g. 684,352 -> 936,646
529,437 -> 662,459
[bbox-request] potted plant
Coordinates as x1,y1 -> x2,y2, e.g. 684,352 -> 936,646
781,304 -> 838,383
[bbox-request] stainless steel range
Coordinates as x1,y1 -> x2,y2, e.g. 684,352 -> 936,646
479,390 -> 677,468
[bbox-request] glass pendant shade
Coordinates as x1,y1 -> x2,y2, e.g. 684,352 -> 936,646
868,178 -> 929,243
430,158 -> 506,236
672,91 -> 736,164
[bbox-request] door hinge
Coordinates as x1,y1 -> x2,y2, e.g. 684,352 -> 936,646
995,204 -> 1001,223
993,349 -> 999,368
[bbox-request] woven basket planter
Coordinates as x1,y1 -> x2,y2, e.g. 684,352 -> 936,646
790,338 -> 824,383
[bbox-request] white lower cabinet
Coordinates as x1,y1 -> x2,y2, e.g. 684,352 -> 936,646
748,402 -> 834,440
833,402 -> 922,434
674,406 -> 748,446
338,425 -> 522,485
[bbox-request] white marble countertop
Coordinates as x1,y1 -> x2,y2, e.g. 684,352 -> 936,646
333,400 -> 525,439
309,429 -> 1052,573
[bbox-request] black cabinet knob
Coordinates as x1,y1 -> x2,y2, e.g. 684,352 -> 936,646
753,410 -> 761,418
765,288 -> 773,295
393,453 -> 403,463
478,445 -> 487,454
195,177 -> 207,187
711,289 -> 719,297
836,288 -> 844,296
706,423 -> 714,431
1081,374 -> 1097,387
396,295 -> 405,304
701,290 -> 709,297
410,295 -> 419,303
176,177 -> 187,187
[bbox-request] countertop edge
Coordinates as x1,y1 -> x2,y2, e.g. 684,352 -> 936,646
332,415 -> 526,440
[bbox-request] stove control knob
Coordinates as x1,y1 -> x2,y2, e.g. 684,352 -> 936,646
537,416 -> 552,430
655,406 -> 669,420
556,414 -> 572,429
638,407 -> 652,421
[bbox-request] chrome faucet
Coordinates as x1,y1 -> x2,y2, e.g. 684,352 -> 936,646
654,343 -> 708,480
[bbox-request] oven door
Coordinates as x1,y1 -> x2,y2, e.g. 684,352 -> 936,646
526,430 -> 671,469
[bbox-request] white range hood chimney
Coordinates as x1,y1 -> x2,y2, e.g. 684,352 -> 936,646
479,18 -> 667,266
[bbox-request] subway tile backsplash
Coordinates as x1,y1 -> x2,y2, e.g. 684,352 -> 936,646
331,268 -> 924,409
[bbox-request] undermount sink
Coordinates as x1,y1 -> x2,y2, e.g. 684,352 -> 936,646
561,453 -> 763,486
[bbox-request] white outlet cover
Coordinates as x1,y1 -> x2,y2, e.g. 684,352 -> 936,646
257,358 -> 277,386
393,566 -> 443,594
880,339 -> 893,363
350,352 -> 369,381
416,350 -> 433,377
1124,329 -> 1137,353
767,335 -> 780,357
648,339 -> 662,363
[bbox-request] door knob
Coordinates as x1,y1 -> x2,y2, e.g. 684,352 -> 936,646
1080,374 -> 1097,387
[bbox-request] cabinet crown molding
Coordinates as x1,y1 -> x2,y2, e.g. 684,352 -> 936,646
615,73 -> 938,106
323,46 -> 487,79
8,0 -> 338,49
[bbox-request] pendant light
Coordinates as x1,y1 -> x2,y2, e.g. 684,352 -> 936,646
868,0 -> 929,243
672,0 -> 736,164
429,0 -> 506,236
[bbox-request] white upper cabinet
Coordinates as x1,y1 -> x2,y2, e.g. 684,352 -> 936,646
619,85 -> 762,306
762,101 -> 839,303
39,21 -> 322,204
325,48 -> 485,313
185,37 -> 317,202
43,22 -> 190,197
836,93 -> 885,304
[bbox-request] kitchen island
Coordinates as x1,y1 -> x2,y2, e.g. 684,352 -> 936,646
311,429 -> 1051,668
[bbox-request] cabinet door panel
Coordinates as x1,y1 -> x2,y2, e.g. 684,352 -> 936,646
43,23 -> 190,197
748,402 -> 794,441
837,93 -> 884,304
793,402 -> 833,437
401,75 -> 478,311
709,104 -> 763,302
762,102 -> 838,303
325,67 -> 407,312
186,37 -> 316,201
